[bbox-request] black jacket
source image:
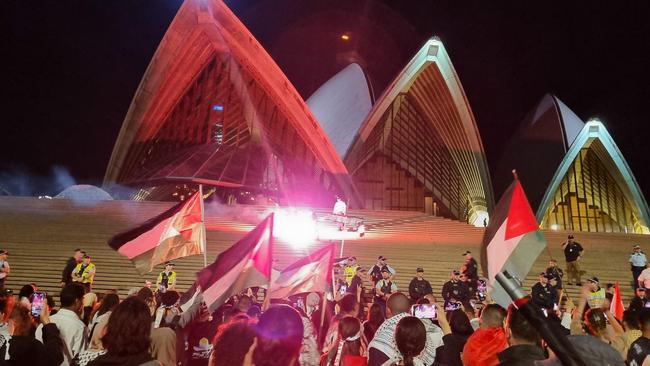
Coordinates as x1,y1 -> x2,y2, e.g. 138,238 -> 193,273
531,282 -> 557,309
497,344 -> 546,365
442,280 -> 470,304
0,323 -> 64,366
435,333 -> 470,366
409,277 -> 433,302
464,258 -> 479,279
61,257 -> 77,284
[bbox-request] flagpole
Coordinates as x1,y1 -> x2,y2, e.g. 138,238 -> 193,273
262,212 -> 275,311
199,184 -> 207,268
339,238 -> 345,258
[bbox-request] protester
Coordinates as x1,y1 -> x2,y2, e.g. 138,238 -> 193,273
209,319 -> 255,366
441,270 -> 470,309
362,303 -> 385,343
435,309 -> 474,366
622,310 -> 643,356
323,316 -> 367,366
463,304 -> 508,366
156,261 -> 177,293
368,293 -> 442,366
408,268 -> 432,304
628,308 -> 650,365
571,285 -> 625,357
324,294 -> 359,353
631,245 -> 648,290
36,283 -> 88,366
87,297 -> 161,366
72,254 -> 96,293
253,304 -> 304,366
497,305 -> 545,365
61,249 -> 85,287
540,334 -> 625,366
639,264 -> 650,292
562,234 -> 584,285
531,272 -> 556,311
545,259 -> 564,290
0,250 -> 10,290
392,316 -> 426,366
18,283 -> 35,308
89,293 -> 120,349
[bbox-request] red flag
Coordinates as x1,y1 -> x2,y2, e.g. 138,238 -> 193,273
197,213 -> 274,311
108,192 -> 205,274
481,178 -> 547,308
269,244 -> 335,299
610,281 -> 624,321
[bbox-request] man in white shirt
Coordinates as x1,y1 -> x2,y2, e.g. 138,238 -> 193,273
36,283 -> 88,366
639,263 -> 650,291
631,245 -> 648,290
0,250 -> 10,290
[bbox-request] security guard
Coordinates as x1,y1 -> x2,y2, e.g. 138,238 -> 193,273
630,245 -> 647,290
531,272 -> 557,310
441,270 -> 470,309
156,261 -> 177,293
72,254 -> 96,293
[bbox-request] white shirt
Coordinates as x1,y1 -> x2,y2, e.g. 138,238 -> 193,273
36,308 -> 88,366
630,252 -> 648,267
639,268 -> 650,289
333,200 -> 347,215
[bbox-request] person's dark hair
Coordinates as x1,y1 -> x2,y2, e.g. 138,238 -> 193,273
507,305 -> 541,344
247,304 -> 262,319
584,308 -> 608,336
160,290 -> 180,307
102,297 -> 152,356
9,305 -> 34,336
338,294 -> 358,315
18,284 -> 35,300
481,303 -> 506,328
60,283 -> 85,308
639,309 -> 650,331
96,293 -> 120,317
253,304 -> 304,366
623,310 -> 640,330
211,319 -> 255,366
0,294 -> 8,316
416,297 -> 430,305
449,309 -> 474,336
395,316 -> 426,366
46,295 -> 56,310
328,316 -> 364,365
136,287 -> 154,302
364,303 -> 385,343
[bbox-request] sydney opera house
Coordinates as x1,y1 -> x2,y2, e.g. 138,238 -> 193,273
104,0 -> 649,234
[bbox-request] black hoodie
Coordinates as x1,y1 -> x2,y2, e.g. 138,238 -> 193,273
0,323 -> 64,366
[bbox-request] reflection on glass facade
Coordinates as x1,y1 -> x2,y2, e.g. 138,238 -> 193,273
541,140 -> 646,234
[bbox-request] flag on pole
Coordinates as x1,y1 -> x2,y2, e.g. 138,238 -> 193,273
610,281 -> 624,321
269,244 -> 335,299
108,192 -> 205,274
481,174 -> 547,308
197,213 -> 274,311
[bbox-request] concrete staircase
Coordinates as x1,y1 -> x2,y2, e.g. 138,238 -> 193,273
0,196 -> 645,307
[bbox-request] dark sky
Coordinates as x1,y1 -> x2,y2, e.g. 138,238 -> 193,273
2,1 -> 649,197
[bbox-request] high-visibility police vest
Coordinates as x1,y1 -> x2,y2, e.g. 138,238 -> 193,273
73,262 -> 95,284
344,265 -> 358,285
157,271 -> 177,290
587,288 -> 607,309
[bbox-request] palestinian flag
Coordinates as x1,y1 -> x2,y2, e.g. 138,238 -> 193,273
269,244 -> 335,299
109,192 -> 205,274
481,175 -> 547,308
198,213 -> 274,311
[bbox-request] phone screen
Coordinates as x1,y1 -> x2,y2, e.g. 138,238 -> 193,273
445,302 -> 462,312
31,291 -> 46,317
339,284 -> 348,295
411,304 -> 437,319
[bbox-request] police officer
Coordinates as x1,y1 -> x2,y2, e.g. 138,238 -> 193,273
630,245 -> 647,290
546,259 -> 564,290
442,270 -> 470,309
563,234 -> 584,285
156,261 -> 177,293
374,268 -> 397,313
72,254 -> 96,293
531,272 -> 557,310
408,267 -> 433,303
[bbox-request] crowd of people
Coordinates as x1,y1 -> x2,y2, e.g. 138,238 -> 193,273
0,234 -> 649,366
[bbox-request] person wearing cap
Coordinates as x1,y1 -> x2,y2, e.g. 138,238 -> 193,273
61,248 -> 85,287
546,259 -> 564,290
72,254 -> 95,293
156,261 -> 177,293
629,287 -> 648,313
562,234 -> 584,285
0,250 -> 9,290
368,256 -> 395,285
587,276 -> 607,309
343,256 -> 359,286
531,272 -> 557,310
374,268 -> 397,312
409,267 -> 433,303
442,270 -> 470,309
462,251 -> 479,284
630,245 -> 647,290
347,266 -> 366,307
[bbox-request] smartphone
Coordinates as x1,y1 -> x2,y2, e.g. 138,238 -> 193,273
445,302 -> 462,312
31,291 -> 47,317
411,304 -> 437,319
339,284 -> 348,295
644,302 -> 650,308
542,308 -> 548,317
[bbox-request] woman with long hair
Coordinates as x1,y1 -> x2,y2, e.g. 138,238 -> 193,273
393,316 -> 426,366
363,303 -> 385,343
89,293 -> 120,348
323,316 -> 367,366
87,297 -> 160,366
434,309 -> 474,366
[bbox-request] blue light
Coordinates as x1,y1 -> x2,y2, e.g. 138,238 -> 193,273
212,104 -> 224,111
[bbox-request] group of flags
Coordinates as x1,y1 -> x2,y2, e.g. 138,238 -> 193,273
108,173 -> 625,318
108,194 -> 335,311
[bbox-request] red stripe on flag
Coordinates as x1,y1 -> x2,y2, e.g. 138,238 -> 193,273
505,181 -> 539,240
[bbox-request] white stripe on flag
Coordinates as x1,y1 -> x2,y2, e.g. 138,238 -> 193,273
118,216 -> 172,259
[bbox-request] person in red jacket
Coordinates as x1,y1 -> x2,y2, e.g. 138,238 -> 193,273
463,304 -> 509,366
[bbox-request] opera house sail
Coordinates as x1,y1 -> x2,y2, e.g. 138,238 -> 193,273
338,39 -> 493,225
495,94 -> 650,234
104,0 -> 360,207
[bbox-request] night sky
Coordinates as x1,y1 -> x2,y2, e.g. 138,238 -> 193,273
2,1 -> 649,198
